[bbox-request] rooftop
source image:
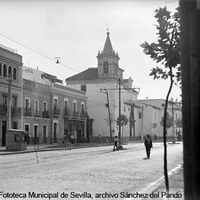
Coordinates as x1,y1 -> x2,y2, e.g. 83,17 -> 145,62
0,43 -> 16,53
65,68 -> 98,82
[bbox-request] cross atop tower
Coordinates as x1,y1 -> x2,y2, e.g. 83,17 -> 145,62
106,23 -> 110,34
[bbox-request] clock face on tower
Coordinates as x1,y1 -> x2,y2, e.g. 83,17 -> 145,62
103,62 -> 109,74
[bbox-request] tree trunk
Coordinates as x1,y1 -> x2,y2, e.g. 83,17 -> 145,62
163,67 -> 174,192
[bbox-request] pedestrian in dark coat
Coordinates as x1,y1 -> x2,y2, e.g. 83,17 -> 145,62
144,134 -> 153,159
113,136 -> 119,151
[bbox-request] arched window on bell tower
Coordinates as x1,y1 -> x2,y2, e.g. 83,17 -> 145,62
103,62 -> 109,74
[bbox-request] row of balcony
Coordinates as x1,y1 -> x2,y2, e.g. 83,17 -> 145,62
0,105 -> 22,116
0,104 -> 87,119
24,106 -> 87,119
24,108 -> 50,118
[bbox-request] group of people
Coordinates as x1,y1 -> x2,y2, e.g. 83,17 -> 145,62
63,132 -> 76,150
112,134 -> 153,159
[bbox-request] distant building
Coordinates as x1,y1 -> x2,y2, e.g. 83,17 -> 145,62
65,32 -> 139,143
0,44 -> 23,146
22,66 -> 88,145
136,99 -> 182,140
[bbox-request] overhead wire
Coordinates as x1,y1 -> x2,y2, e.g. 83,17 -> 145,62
0,32 -> 79,72
0,22 -> 57,58
0,24 -> 139,97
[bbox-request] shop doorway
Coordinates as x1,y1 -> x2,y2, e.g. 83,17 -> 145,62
53,123 -> 57,143
2,121 -> 7,146
34,125 -> 39,145
25,124 -> 30,144
43,125 -> 47,143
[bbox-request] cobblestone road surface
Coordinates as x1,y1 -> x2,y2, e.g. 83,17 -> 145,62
0,142 -> 183,200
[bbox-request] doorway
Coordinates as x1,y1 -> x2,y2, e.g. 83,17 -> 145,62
2,121 -> 7,146
53,123 -> 57,143
34,125 -> 39,145
43,125 -> 47,143
25,124 -> 30,144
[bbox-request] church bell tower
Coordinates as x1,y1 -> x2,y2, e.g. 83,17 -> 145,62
97,31 -> 120,79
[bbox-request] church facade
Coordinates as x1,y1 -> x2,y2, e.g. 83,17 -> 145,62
65,32 -> 140,143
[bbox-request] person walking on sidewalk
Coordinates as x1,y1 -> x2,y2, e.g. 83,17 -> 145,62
144,134 -> 153,159
113,136 -> 119,151
98,134 -> 102,143
69,133 -> 76,149
64,134 -> 72,150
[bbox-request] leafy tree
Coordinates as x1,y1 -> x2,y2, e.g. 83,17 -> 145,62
175,118 -> 182,128
141,7 -> 181,85
175,118 -> 182,141
116,114 -> 128,145
116,114 -> 128,127
141,6 -> 180,192
151,122 -> 158,139
160,111 -> 174,132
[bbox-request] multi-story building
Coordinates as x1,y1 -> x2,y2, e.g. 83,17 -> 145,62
0,44 -> 23,146
65,32 -> 139,143
22,66 -> 88,145
22,67 -> 52,144
136,99 -> 182,140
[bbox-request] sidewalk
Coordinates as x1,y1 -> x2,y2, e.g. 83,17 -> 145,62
142,164 -> 184,200
0,142 -> 113,156
152,165 -> 184,199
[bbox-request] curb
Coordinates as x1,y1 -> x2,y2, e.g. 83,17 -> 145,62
0,143 -> 114,156
139,163 -> 183,196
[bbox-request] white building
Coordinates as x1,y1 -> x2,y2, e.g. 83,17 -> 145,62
136,99 -> 182,141
65,32 -> 139,143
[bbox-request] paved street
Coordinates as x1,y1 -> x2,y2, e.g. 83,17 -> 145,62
0,142 -> 183,200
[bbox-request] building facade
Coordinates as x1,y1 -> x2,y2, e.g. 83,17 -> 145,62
22,66 -> 88,145
0,44 -> 23,146
136,99 -> 182,141
65,32 -> 139,143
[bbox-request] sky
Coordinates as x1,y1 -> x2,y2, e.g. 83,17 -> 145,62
0,0 -> 181,100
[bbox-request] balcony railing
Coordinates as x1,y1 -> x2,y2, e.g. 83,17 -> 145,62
63,107 -> 71,117
42,110 -> 50,118
34,110 -> 41,117
24,107 -> 32,116
53,105 -> 60,116
0,105 -> 7,115
0,105 -> 22,116
11,106 -> 21,116
72,111 -> 80,118
81,110 -> 87,119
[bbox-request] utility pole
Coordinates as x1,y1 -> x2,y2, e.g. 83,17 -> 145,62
50,80 -> 53,144
118,77 -> 123,149
100,77 -> 125,150
106,91 -> 112,142
100,89 -> 112,142
41,73 -> 57,144
141,106 -> 144,141
7,74 -> 13,132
